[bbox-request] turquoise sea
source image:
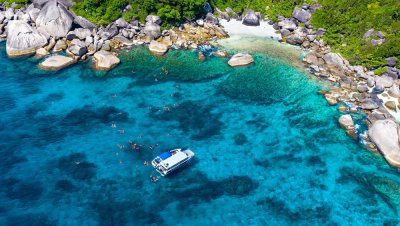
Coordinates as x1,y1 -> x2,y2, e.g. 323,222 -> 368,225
0,37 -> 399,226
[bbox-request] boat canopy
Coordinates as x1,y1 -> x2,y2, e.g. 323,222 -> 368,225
159,151 -> 172,160
159,152 -> 188,169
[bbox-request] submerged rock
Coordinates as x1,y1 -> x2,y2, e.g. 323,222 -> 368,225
6,20 -> 47,57
39,55 -> 75,70
369,120 -> 400,168
228,53 -> 254,67
148,40 -> 168,55
213,50 -> 228,58
93,50 -> 120,71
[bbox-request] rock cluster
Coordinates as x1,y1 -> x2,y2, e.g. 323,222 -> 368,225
268,2 -> 400,168
0,3 -> 229,71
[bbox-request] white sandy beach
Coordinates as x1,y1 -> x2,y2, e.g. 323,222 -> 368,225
219,19 -> 281,39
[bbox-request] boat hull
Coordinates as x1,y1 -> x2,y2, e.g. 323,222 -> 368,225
154,149 -> 194,176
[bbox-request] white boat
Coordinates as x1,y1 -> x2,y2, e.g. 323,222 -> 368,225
151,148 -> 194,176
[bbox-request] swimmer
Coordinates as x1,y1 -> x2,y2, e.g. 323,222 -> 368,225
151,176 -> 159,183
112,94 -> 118,98
118,130 -> 125,133
144,161 -> 148,166
162,67 -> 169,74
75,161 -> 81,165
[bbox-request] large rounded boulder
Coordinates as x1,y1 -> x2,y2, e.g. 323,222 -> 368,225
39,55 -> 75,70
228,53 -> 254,67
93,50 -> 120,71
6,20 -> 48,57
35,0 -> 74,38
242,10 -> 260,26
292,7 -> 311,23
144,21 -> 161,40
148,40 -> 168,55
369,120 -> 400,168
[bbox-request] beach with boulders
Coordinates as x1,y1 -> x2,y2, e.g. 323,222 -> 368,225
1,0 -> 400,169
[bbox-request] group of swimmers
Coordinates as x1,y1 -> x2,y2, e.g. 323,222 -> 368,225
149,174 -> 160,183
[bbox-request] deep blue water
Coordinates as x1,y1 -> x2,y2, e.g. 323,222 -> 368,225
0,38 -> 400,226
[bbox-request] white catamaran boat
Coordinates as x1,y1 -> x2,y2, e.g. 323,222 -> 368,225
151,149 -> 194,176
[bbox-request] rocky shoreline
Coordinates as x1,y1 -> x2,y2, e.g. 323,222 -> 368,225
1,1 -> 400,168
0,0 -> 231,71
257,3 -> 400,168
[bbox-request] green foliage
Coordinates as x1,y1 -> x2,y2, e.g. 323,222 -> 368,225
0,0 -> 28,8
72,0 -> 206,26
209,0 -> 268,15
311,0 -> 400,68
374,67 -> 387,75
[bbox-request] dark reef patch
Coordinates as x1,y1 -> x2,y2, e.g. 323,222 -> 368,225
87,178 -> 165,226
55,179 -> 78,193
6,213 -> 56,226
254,159 -> 271,169
246,115 -> 271,131
256,196 -> 332,223
0,144 -> 27,173
0,178 -> 43,201
25,101 -> 49,117
337,167 -> 400,215
57,153 -> 97,181
150,101 -> 223,140
306,156 -> 326,167
61,105 -> 129,128
167,175 -> 258,208
0,94 -> 16,112
233,133 -> 248,145
90,199 -> 165,226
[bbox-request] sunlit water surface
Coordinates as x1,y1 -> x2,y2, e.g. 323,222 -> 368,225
0,38 -> 399,226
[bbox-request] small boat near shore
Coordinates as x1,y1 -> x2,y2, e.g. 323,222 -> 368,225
151,149 -> 194,176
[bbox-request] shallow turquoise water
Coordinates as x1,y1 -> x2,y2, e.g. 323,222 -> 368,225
0,39 -> 399,226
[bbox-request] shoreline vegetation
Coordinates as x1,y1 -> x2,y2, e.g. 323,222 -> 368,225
1,0 -> 400,168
